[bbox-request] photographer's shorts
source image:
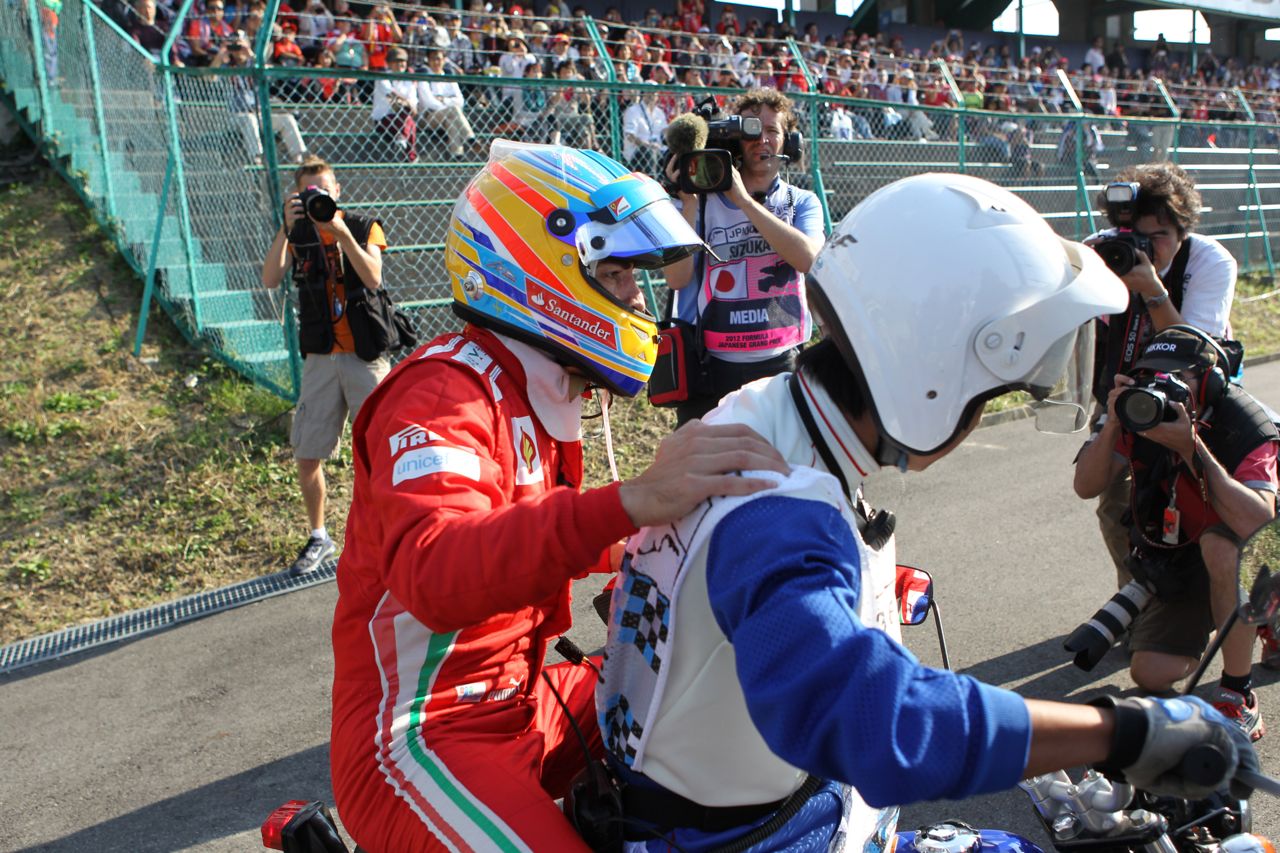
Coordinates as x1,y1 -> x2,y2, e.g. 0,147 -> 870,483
1129,525 -> 1242,659
292,352 -> 390,460
1129,566 -> 1215,659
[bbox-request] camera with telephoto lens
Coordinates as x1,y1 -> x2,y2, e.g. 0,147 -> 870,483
1064,579 -> 1154,671
1092,182 -> 1155,276
297,185 -> 338,223
1115,371 -> 1192,432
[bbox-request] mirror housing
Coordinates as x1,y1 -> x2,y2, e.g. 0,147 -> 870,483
896,565 -> 934,626
1239,517 -> 1280,626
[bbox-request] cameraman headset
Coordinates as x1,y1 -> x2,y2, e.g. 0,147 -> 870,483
261,156 -> 390,576
1074,326 -> 1277,739
1085,163 -> 1238,588
662,88 -> 826,426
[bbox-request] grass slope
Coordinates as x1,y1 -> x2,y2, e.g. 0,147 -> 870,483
0,175 -> 310,644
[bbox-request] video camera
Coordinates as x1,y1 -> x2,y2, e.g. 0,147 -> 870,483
661,97 -> 763,195
1115,371 -> 1192,432
1091,182 -> 1154,276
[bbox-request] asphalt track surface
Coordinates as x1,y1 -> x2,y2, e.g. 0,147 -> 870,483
3,361 -> 1280,852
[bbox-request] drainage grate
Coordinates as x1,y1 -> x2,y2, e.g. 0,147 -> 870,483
0,559 -> 337,676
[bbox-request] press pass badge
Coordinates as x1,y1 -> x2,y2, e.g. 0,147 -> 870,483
1162,506 -> 1181,544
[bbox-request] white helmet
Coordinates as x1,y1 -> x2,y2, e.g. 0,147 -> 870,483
809,173 -> 1128,461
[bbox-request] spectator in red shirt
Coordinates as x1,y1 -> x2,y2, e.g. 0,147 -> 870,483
676,0 -> 703,32
715,7 -> 739,36
273,21 -> 306,67
362,2 -> 401,72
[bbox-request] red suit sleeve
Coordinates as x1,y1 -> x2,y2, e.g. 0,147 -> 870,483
352,361 -> 637,633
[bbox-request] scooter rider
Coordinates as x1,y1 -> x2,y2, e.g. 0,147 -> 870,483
593,174 -> 1260,851
329,142 -> 790,852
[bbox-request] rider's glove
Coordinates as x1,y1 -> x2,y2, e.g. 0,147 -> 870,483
1091,695 -> 1257,800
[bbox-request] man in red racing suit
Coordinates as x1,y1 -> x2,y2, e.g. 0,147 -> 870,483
331,325 -> 629,851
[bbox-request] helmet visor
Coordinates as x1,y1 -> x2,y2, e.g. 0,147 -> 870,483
591,199 -> 703,269
1023,321 -> 1097,434
581,176 -> 703,270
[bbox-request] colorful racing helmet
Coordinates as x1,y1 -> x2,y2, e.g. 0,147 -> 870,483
446,141 -> 703,397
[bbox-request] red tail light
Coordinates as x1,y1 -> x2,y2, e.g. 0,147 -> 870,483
260,799 -> 350,852
261,800 -> 314,850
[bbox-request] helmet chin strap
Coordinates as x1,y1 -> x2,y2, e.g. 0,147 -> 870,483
874,438 -> 910,474
599,389 -> 620,482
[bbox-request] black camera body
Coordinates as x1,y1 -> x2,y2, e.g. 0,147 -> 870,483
298,185 -> 338,223
1115,372 -> 1192,432
1093,181 -> 1154,276
1094,229 -> 1155,277
700,105 -> 763,165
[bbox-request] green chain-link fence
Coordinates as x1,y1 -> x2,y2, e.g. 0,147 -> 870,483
4,0 -> 1279,401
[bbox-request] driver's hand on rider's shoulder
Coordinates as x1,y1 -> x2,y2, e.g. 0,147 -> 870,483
618,420 -> 789,528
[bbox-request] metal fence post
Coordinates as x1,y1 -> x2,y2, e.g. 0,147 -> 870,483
257,0 -> 285,224
584,17 -> 621,163
82,2 -> 116,226
936,60 -> 965,174
1234,88 -> 1273,275
159,0 -> 202,332
25,0 -> 52,130
786,39 -> 828,231
135,149 -> 179,355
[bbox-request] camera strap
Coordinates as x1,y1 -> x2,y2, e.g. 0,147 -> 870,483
1158,235 -> 1191,312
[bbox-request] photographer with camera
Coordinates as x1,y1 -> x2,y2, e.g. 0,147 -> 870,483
662,89 -> 825,425
1074,327 -> 1278,740
261,156 -> 391,577
1085,164 -> 1239,590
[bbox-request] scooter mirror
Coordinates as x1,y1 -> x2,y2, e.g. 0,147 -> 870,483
896,565 -> 934,626
1238,516 -> 1280,626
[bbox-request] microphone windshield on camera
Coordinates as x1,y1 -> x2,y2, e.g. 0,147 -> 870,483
664,112 -> 709,160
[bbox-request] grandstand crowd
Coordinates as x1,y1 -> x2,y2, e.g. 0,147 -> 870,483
85,0 -> 1280,162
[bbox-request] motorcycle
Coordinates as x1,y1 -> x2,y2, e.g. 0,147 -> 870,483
262,520 -> 1280,853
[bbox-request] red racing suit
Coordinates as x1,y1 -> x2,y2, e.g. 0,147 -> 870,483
331,325 -> 637,852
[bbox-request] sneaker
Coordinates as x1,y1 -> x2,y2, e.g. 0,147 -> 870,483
288,535 -> 335,577
1259,624 -> 1280,670
1211,685 -> 1266,743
